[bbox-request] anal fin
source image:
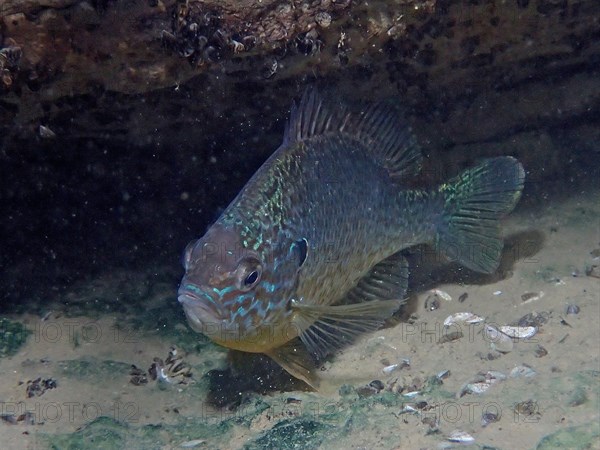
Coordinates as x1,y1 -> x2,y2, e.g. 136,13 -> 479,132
265,339 -> 320,390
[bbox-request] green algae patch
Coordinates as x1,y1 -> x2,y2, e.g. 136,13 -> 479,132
244,419 -> 332,450
46,415 -> 235,449
536,423 -> 600,449
0,317 -> 30,358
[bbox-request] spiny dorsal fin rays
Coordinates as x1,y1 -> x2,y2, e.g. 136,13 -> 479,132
283,88 -> 423,181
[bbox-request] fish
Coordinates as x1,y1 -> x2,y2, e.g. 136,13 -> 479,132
178,89 -> 525,388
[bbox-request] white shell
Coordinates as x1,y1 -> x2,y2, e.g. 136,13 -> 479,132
431,288 -> 453,301
443,312 -> 485,327
402,390 -> 420,398
484,324 -> 514,353
382,364 -> 399,374
466,382 -> 491,394
484,371 -> 507,382
447,430 -> 475,443
510,365 -> 537,378
500,325 -> 537,339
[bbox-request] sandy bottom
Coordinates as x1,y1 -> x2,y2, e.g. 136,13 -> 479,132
1,189 -> 599,450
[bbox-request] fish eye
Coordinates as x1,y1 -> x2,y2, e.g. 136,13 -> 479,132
236,257 -> 262,291
244,270 -> 259,286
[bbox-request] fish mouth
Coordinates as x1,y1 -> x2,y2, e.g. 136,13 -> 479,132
177,290 -> 223,330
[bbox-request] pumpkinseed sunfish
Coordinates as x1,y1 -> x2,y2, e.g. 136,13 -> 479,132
178,90 -> 525,388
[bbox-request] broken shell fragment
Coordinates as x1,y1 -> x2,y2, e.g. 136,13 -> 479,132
382,358 -> 410,374
484,324 -> 514,353
458,370 -> 506,397
481,412 -> 499,427
431,288 -> 452,302
443,312 -> 485,327
465,382 -> 491,395
437,369 -> 451,380
447,430 -> 475,443
510,365 -> 537,378
521,291 -> 545,304
500,325 -> 537,339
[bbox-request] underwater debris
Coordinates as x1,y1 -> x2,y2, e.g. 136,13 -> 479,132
534,344 -> 548,358
438,330 -> 463,344
356,379 -> 385,398
481,411 -> 500,427
149,346 -> 192,385
458,370 -> 506,397
436,369 -> 451,380
382,358 -> 410,374
521,291 -> 544,303
129,364 -> 148,386
39,125 -> 56,139
26,377 -> 57,397
424,292 -> 440,311
129,346 -> 192,387
499,325 -> 537,339
484,324 -> 514,353
565,304 -> 580,315
314,11 -> 332,29
0,411 -> 36,425
161,2 -> 245,66
514,399 -> 540,417
0,42 -> 22,88
447,430 -> 475,443
431,288 -> 452,302
585,264 -> 600,278
443,312 -> 484,327
516,311 -> 550,328
509,365 -> 537,378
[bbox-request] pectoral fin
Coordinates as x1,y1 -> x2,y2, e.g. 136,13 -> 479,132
293,253 -> 408,360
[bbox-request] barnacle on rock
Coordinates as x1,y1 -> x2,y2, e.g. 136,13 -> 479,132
161,2 -> 254,67
0,44 -> 22,88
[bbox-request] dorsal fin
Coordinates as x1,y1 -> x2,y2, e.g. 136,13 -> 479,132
283,88 -> 423,180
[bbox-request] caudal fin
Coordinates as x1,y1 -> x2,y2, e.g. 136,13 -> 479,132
437,157 -> 525,273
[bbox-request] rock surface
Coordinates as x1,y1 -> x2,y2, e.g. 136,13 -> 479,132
1,0 -> 599,304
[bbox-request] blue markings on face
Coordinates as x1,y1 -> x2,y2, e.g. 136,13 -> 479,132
262,281 -> 276,293
212,286 -> 235,298
184,284 -> 218,305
